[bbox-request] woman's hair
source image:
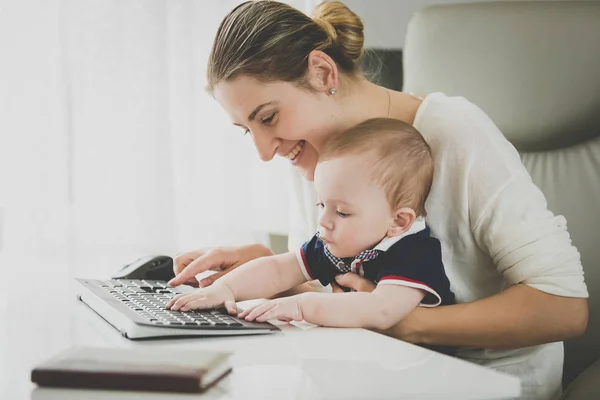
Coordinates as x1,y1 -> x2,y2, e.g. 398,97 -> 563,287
206,0 -> 364,92
319,118 -> 435,216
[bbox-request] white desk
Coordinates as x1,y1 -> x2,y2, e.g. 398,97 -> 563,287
0,253 -> 521,399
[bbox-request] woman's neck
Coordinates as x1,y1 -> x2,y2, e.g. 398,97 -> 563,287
335,78 -> 422,131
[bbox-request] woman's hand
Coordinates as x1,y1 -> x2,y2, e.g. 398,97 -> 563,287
168,243 -> 274,288
331,273 -> 376,293
332,272 -> 422,343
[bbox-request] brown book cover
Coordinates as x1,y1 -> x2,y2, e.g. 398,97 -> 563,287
31,346 -> 232,393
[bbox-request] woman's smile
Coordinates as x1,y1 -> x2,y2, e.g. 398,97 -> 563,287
283,140 -> 306,165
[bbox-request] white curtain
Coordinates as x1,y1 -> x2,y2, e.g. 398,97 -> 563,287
0,0 -> 315,278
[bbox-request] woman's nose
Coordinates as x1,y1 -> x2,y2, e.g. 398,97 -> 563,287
251,130 -> 278,162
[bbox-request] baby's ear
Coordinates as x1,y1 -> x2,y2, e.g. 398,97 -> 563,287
387,207 -> 417,237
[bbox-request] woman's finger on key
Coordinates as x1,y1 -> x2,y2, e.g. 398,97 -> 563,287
169,251 -> 204,286
173,250 -> 203,274
169,250 -> 220,286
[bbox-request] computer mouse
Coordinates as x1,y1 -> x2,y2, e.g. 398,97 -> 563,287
111,255 -> 175,281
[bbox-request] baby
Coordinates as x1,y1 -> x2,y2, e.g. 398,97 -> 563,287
167,118 -> 454,331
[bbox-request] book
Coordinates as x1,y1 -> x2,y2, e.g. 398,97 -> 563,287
31,346 -> 232,393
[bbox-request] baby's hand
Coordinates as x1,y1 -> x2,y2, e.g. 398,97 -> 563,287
238,296 -> 303,323
166,284 -> 237,315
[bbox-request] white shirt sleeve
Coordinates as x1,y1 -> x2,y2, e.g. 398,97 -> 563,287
457,98 -> 588,297
472,177 -> 588,297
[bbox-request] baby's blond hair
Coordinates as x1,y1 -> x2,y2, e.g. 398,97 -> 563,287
319,118 -> 434,216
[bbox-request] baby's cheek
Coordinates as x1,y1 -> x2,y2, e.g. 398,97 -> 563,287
348,234 -> 379,255
338,236 -> 364,257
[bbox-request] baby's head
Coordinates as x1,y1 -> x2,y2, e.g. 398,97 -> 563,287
314,118 -> 434,258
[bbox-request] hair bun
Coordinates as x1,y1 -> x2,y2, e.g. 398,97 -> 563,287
311,1 -> 365,64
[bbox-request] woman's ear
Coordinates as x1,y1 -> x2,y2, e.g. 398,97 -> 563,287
306,50 -> 338,93
387,207 -> 417,237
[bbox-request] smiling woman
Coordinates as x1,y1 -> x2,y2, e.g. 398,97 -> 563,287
168,2 -> 589,399
206,0 -> 380,181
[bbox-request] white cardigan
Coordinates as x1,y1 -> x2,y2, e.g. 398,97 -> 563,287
286,92 -> 588,400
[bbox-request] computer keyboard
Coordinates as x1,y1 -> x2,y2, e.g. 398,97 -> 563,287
76,278 -> 280,339
101,279 -> 244,327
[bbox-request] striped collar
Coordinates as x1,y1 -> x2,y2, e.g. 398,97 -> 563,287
319,217 -> 426,272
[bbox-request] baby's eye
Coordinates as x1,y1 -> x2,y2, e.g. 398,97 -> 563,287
316,202 -> 325,209
336,211 -> 351,218
261,112 -> 278,124
243,129 -> 250,136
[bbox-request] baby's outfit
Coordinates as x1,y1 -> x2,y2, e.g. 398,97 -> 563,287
296,218 -> 455,307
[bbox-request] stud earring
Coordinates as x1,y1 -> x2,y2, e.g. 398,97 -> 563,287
329,87 -> 337,95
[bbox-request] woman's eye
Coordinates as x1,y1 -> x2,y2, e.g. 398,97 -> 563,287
244,129 -> 250,136
316,202 -> 325,209
336,211 -> 350,218
261,112 -> 278,124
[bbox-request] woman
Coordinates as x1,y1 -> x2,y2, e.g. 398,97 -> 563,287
169,1 -> 588,398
